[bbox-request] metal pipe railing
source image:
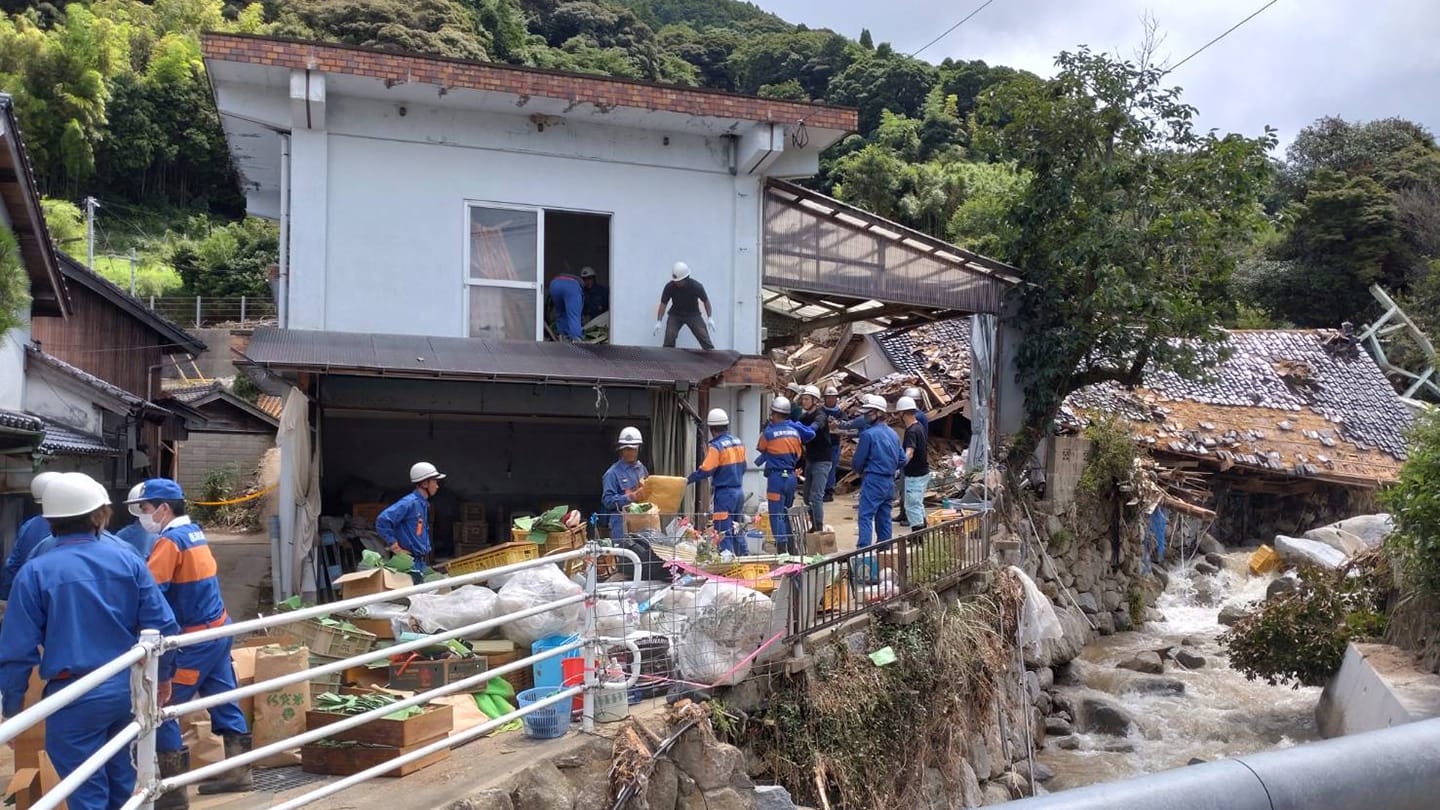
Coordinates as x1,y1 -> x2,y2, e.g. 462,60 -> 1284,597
0,646 -> 146,746
1004,718 -> 1440,810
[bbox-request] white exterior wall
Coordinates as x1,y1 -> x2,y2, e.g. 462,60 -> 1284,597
0,202 -> 24,411
286,95 -> 765,353
22,365 -> 108,435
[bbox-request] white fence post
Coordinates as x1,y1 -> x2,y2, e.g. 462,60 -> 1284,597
240,296 -> 247,323
194,297 -> 202,329
582,540 -> 598,733
133,629 -> 162,810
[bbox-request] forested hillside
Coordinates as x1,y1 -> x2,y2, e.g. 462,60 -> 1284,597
0,0 -> 1436,348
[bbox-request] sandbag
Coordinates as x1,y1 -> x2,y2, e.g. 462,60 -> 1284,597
1274,534 -> 1346,570
252,645 -> 310,766
496,565 -> 583,646
406,585 -> 499,637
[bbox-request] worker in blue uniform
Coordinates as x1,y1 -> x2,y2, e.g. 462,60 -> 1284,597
377,462 -> 445,576
754,397 -> 814,555
0,471 -> 59,600
822,386 -> 842,502
126,478 -> 251,808
852,395 -> 905,552
0,472 -> 181,810
688,409 -> 749,555
602,427 -> 648,539
580,267 -> 609,321
114,481 -> 158,559
548,272 -> 584,341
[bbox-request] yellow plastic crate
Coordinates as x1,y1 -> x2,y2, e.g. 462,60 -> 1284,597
719,562 -> 778,594
447,541 -> 540,577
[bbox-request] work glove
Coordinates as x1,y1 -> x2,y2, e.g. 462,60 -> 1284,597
652,321 -> 663,336
707,317 -> 717,330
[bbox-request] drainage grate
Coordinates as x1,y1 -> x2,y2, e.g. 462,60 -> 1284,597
252,766 -> 328,794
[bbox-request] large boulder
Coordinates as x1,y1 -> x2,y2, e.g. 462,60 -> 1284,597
1198,533 -> 1226,555
1218,602 -> 1251,627
1118,651 -> 1165,675
1026,604 -> 1092,669
1122,676 -> 1186,696
1303,527 -> 1367,557
1193,560 -> 1220,576
1274,535 -> 1346,570
956,760 -> 984,808
1076,695 -> 1137,736
1329,514 -> 1395,548
1266,576 -> 1298,601
1074,591 -> 1100,615
510,762 -> 577,810
1174,649 -> 1207,669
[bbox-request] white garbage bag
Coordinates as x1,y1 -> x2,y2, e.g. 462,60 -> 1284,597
1007,565 -> 1063,651
674,583 -> 773,686
404,586 -> 499,637
496,564 -> 584,646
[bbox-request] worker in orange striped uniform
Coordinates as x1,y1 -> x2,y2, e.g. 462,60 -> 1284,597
126,479 -> 250,809
754,397 -> 814,555
688,408 -> 749,555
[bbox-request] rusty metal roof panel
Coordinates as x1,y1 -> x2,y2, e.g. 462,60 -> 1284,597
244,328 -> 742,386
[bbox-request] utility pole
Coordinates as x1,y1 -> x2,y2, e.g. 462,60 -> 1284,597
129,249 -> 138,296
84,196 -> 99,271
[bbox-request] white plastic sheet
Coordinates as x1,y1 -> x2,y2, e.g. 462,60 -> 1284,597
674,583 -> 773,686
1008,565 -> 1063,652
406,585 -> 499,637
496,565 -> 584,646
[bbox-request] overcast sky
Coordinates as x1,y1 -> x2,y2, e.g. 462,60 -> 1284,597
757,0 -> 1440,153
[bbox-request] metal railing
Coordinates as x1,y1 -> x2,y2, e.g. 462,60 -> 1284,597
146,295 -> 277,327
787,513 -> 990,639
0,543 -> 643,810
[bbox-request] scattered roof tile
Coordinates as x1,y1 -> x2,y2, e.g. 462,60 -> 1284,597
36,418 -> 119,457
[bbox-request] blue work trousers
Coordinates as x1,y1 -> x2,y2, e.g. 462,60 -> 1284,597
765,471 -> 798,555
803,460 -> 832,532
857,473 -> 895,549
157,636 -> 248,752
44,675 -> 134,810
713,486 -> 748,555
827,445 -> 840,494
549,276 -> 583,340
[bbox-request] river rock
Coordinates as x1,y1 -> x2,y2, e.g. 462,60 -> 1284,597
996,771 -> 1030,800
1075,591 -> 1100,615
982,782 -> 1014,806
1093,611 -> 1116,636
1027,605 -> 1092,669
1123,676 -> 1186,696
1274,535 -> 1346,569
1045,717 -> 1074,737
753,786 -> 794,810
1218,602 -> 1251,627
1181,636 -> 1203,647
1205,552 -> 1225,568
679,787 -> 755,810
1303,527 -> 1367,556
1036,667 -> 1055,690
1113,609 -> 1133,632
1118,651 -> 1165,674
1174,649 -> 1207,669
1103,741 -> 1137,754
966,733 -> 993,782
1101,589 -> 1123,612
1194,560 -> 1220,576
671,731 -> 745,791
1077,695 -> 1137,736
1144,607 -> 1166,623
1330,514 -> 1394,548
1017,760 -> 1055,785
1199,533 -> 1226,555
1054,735 -> 1081,750
458,790 -> 513,810
1188,757 -> 1208,766
510,762 -> 577,810
957,759 -> 983,808
1266,577 -> 1298,601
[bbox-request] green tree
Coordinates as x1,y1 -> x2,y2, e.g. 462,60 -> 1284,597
831,144 -> 907,221
825,52 -> 937,134
168,217 -> 278,297
729,28 -> 856,99
0,225 -> 28,335
946,160 -> 1028,259
973,47 -> 1275,463
41,197 -> 87,255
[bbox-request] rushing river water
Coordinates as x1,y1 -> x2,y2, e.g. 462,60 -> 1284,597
1036,553 -> 1323,791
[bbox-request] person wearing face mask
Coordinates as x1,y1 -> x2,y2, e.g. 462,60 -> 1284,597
125,478 -> 251,808
0,473 -> 181,810
115,481 -> 159,558
377,462 -> 445,576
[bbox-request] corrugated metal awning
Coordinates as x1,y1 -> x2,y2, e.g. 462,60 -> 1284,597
242,328 -> 743,386
762,179 -> 1018,330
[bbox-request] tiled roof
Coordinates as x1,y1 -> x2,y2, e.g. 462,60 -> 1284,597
0,409 -> 43,433
256,394 -> 283,419
26,346 -> 145,407
166,381 -> 223,404
873,317 -> 974,404
203,34 -> 858,133
36,419 -> 119,456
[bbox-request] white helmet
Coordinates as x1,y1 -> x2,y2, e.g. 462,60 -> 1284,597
707,408 -> 730,427
771,397 -> 792,415
671,262 -> 691,281
896,396 -> 918,413
30,471 -> 60,502
618,426 -> 644,448
579,266 -> 596,279
859,394 -> 888,413
42,472 -> 110,519
823,386 -> 839,397
786,382 -> 803,395
409,462 -> 446,483
125,482 -> 146,517
801,385 -> 822,401
904,387 -> 923,400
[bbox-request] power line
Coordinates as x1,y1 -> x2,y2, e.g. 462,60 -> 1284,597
1165,0 -> 1280,75
910,0 -> 1003,58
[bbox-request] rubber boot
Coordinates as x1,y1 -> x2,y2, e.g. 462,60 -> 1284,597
197,734 -> 254,795
154,749 -> 190,810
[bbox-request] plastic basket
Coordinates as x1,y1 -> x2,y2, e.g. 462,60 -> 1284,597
518,687 -> 573,739
283,618 -> 376,659
447,541 -> 540,576
719,562 -> 778,594
308,655 -> 344,700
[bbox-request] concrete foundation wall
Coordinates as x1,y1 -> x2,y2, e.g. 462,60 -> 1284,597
1317,642 -> 1440,738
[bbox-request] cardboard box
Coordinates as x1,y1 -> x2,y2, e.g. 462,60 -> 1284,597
349,617 -> 397,640
231,646 -> 258,726
334,568 -> 414,599
387,657 -> 488,692
300,735 -> 449,777
305,703 -> 453,747
622,506 -> 662,536
810,530 -> 837,555
5,751 -> 64,810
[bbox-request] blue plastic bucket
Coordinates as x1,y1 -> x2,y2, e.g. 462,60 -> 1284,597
532,634 -> 582,688
517,687 -> 573,739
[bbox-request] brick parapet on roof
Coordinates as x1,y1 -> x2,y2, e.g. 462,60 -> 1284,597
201,33 -> 859,133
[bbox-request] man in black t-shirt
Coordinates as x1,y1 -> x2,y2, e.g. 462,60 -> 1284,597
653,261 -> 715,349
897,396 -> 931,533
